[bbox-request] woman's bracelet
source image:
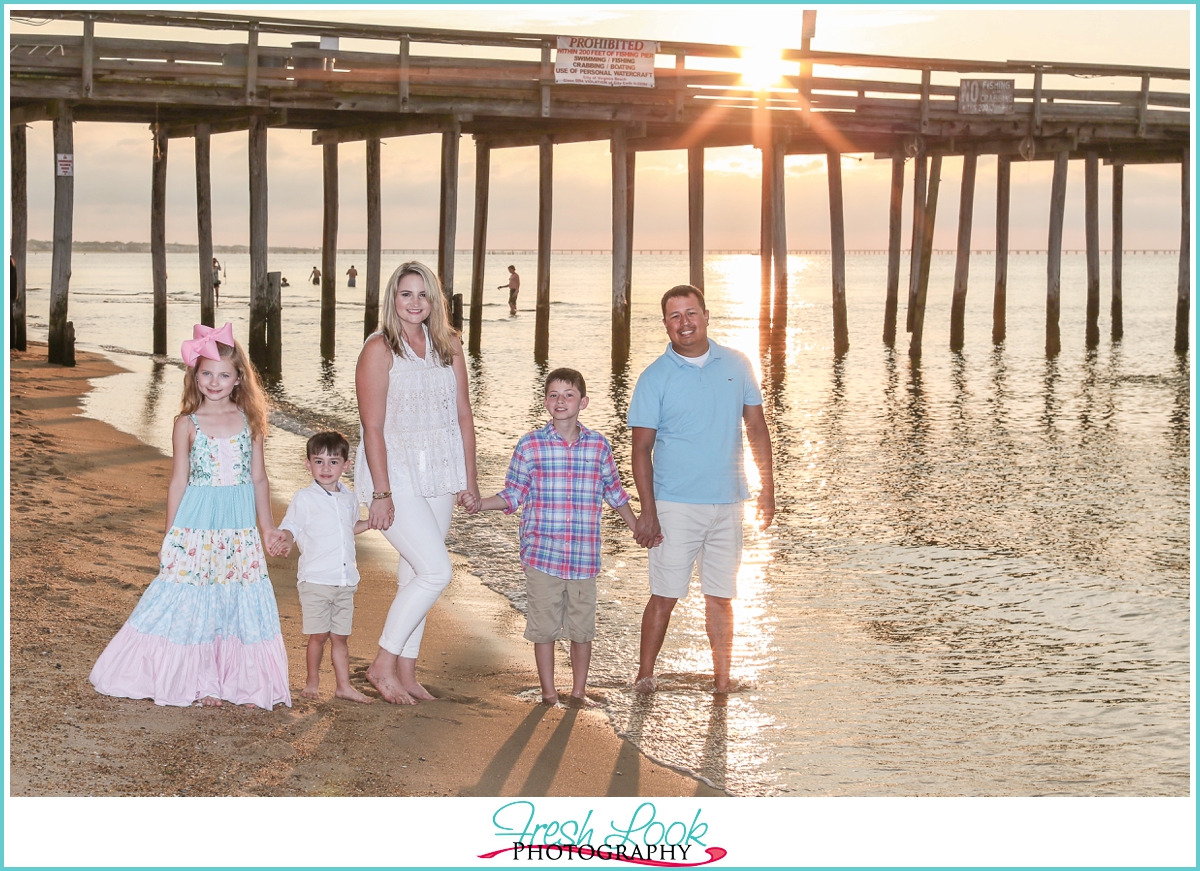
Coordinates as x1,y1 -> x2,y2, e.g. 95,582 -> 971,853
372,491 -> 392,501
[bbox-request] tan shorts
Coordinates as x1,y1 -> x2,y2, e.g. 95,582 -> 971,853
523,565 -> 597,644
297,581 -> 358,636
648,501 -> 743,600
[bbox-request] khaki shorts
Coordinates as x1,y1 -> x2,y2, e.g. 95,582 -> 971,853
297,581 -> 358,636
648,501 -> 743,600
523,565 -> 597,644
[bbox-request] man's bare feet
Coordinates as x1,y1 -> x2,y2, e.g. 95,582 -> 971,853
335,685 -> 374,704
632,675 -> 657,693
199,695 -> 223,707
301,684 -> 320,700
366,667 -> 416,705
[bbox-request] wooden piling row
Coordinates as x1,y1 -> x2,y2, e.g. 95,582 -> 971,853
906,152 -> 927,337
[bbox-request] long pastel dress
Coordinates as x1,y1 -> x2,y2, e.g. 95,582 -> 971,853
89,414 -> 292,708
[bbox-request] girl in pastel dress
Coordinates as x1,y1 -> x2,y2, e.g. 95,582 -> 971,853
89,323 -> 292,709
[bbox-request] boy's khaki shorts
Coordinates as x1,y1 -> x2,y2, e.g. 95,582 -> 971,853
297,581 -> 358,636
522,565 -> 597,644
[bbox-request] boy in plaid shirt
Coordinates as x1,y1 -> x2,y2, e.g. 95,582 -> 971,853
471,368 -> 649,705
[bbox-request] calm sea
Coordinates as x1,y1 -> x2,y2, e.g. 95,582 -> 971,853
19,247 -> 1192,796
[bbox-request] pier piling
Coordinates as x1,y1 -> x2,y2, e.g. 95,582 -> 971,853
950,151 -> 977,351
10,122 -> 27,351
365,137 -> 381,339
771,141 -> 789,340
1085,151 -> 1101,348
49,103 -> 74,367
438,124 -> 460,309
993,155 -> 1011,344
151,124 -> 168,357
266,271 -> 281,376
906,152 -> 927,335
1176,149 -> 1190,353
321,141 -> 338,360
611,129 -> 632,367
195,123 -> 215,329
827,150 -> 848,355
909,154 -> 941,358
1046,150 -> 1069,357
534,135 -> 552,364
883,154 -> 903,346
469,141 -> 490,355
1111,161 -> 1124,341
688,145 -> 704,291
759,144 -> 774,333
248,114 -> 268,371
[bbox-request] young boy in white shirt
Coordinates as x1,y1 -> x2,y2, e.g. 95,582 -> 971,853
272,432 -> 372,703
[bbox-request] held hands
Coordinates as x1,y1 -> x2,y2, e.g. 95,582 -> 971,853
457,489 -> 481,514
632,510 -> 662,549
368,495 -> 395,530
263,528 -> 290,557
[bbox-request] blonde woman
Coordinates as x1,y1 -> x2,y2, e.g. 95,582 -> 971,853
355,261 -> 479,704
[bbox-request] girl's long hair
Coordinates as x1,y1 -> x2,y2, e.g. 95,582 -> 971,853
178,339 -> 269,439
377,261 -> 458,366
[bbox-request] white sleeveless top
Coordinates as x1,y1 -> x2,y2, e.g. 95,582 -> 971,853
356,326 -> 468,500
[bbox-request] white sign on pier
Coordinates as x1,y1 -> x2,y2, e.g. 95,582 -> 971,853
554,36 -> 660,88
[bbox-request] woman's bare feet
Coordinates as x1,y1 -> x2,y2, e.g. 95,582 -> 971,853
199,695 -> 223,707
366,666 -> 416,705
566,694 -> 599,709
301,684 -> 320,700
632,675 -> 657,693
335,685 -> 374,704
540,692 -> 560,706
395,657 -> 436,700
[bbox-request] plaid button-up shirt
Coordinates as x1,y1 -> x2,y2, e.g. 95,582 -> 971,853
498,421 -> 630,579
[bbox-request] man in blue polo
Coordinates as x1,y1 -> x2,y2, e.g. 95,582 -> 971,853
628,284 -> 775,693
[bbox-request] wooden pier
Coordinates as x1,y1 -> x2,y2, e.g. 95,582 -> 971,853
8,9 -> 1191,370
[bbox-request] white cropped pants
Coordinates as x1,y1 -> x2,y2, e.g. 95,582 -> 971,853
376,484 -> 456,658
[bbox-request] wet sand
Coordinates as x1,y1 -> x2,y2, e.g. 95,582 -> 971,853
7,345 -> 721,798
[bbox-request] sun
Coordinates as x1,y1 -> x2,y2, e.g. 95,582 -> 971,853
739,45 -> 792,91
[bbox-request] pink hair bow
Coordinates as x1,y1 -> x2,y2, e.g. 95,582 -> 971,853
181,322 -> 235,368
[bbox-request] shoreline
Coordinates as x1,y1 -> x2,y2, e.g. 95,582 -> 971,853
6,344 -> 722,798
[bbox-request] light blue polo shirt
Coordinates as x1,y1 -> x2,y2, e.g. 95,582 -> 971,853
628,341 -> 762,504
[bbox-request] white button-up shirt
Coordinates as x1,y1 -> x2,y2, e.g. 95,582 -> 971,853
279,481 -> 361,586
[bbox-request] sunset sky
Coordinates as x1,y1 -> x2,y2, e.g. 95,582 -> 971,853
9,5 -> 1194,251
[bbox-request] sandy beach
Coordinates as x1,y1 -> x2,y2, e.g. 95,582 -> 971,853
6,345 -> 721,798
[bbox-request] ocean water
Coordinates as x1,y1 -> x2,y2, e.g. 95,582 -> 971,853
18,247 -> 1192,796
